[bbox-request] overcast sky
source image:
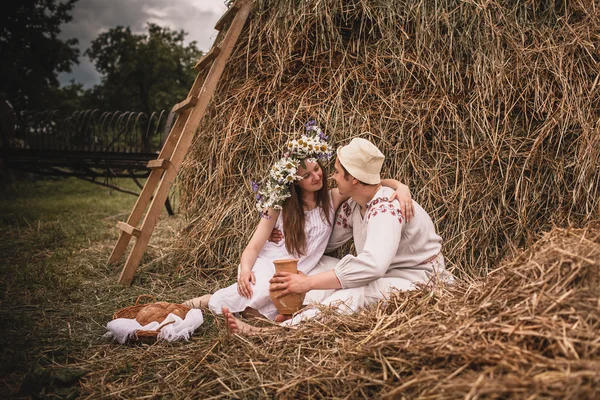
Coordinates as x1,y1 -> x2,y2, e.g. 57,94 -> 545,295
58,0 -> 228,88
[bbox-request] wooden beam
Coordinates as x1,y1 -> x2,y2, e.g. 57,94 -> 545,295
172,96 -> 197,114
116,0 -> 254,285
116,221 -> 141,238
214,3 -> 241,31
108,168 -> 162,263
109,74 -> 198,264
195,46 -> 221,71
146,159 -> 171,169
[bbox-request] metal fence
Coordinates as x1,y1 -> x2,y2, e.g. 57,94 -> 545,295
4,109 -> 173,153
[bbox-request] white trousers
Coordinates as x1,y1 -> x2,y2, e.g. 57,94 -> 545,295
283,275 -> 415,326
283,255 -> 445,327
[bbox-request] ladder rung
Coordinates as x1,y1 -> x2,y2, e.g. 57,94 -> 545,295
147,159 -> 171,169
116,221 -> 141,237
172,96 -> 197,113
214,3 -> 241,31
195,46 -> 221,71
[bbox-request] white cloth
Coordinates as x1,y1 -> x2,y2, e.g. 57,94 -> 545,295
284,254 -> 447,327
284,270 -> 427,326
104,309 -> 204,344
208,199 -> 335,320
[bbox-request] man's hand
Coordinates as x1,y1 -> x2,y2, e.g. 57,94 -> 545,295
269,271 -> 311,298
389,184 -> 415,221
268,228 -> 284,243
237,269 -> 256,299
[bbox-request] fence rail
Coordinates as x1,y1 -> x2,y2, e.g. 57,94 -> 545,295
3,109 -> 172,153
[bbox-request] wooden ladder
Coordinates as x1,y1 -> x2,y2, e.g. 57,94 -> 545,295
108,0 -> 253,285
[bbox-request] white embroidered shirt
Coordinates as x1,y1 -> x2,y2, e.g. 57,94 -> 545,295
327,186 -> 444,288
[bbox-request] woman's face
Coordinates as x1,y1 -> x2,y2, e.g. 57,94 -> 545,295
296,161 -> 323,192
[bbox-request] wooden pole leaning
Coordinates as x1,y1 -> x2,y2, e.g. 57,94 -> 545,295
108,0 -> 253,285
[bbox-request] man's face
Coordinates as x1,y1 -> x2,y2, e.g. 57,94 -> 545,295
332,158 -> 353,196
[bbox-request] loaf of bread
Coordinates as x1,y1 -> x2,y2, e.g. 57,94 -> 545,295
135,302 -> 190,326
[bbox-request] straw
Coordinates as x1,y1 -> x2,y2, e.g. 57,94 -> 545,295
176,0 -> 600,278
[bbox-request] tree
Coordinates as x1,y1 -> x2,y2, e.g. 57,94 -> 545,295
0,0 -> 80,111
85,24 -> 202,115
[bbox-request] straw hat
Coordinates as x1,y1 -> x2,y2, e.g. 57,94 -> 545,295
336,138 -> 384,184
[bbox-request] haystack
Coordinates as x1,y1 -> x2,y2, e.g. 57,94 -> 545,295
177,0 -> 600,276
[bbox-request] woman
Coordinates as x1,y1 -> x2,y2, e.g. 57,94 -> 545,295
184,123 -> 413,320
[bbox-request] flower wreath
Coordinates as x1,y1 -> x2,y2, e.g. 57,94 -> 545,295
251,120 -> 333,218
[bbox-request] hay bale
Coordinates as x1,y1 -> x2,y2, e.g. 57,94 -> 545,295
178,0 -> 600,276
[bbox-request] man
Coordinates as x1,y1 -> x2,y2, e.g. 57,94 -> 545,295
223,138 -> 453,333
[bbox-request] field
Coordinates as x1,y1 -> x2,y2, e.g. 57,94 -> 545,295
0,177 -> 201,398
2,0 -> 600,398
1,176 -> 598,399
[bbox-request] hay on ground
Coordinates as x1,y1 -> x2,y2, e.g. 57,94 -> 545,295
75,224 -> 600,398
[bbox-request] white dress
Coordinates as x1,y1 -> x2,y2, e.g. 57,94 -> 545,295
208,200 -> 335,320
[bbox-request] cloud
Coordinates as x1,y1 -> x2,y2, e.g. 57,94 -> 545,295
59,0 -> 227,88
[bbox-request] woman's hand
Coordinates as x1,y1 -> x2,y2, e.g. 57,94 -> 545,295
237,269 -> 256,299
389,183 -> 415,221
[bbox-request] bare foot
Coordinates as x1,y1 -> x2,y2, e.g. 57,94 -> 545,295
241,307 -> 263,320
222,307 -> 264,336
183,294 -> 211,309
274,314 -> 292,323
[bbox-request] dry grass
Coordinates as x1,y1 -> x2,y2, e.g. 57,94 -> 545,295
71,223 -> 600,399
0,178 -> 193,398
4,0 -> 600,398
1,179 -> 597,398
177,0 -> 600,278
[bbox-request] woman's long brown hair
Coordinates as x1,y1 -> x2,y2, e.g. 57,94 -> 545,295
281,160 -> 331,257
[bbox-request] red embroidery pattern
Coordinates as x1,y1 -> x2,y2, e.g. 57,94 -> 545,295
342,202 -> 352,217
336,202 -> 353,229
367,197 -> 404,224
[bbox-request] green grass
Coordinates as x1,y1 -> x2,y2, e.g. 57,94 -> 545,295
0,176 -> 188,398
0,177 -> 138,301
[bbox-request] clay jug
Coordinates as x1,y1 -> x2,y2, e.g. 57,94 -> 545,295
270,258 -> 305,315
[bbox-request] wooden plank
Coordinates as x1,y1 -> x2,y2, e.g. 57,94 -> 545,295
214,3 -> 241,31
116,221 -> 141,237
108,168 -> 163,263
195,46 -> 221,71
146,158 -> 171,169
109,74 -> 199,265
172,96 -> 197,114
108,110 -> 191,264
118,0 -> 254,285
